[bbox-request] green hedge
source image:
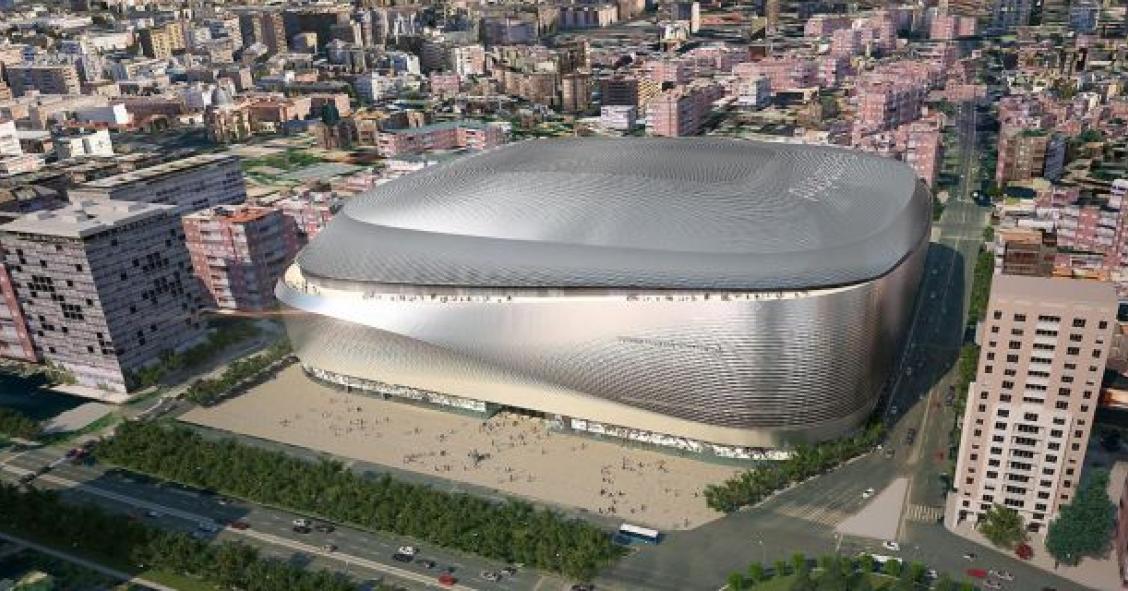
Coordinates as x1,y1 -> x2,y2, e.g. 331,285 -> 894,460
95,422 -> 622,580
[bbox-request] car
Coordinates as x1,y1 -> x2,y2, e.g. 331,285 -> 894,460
197,521 -> 219,533
862,488 -> 876,499
481,571 -> 501,582
322,544 -> 338,553
437,573 -> 457,587
990,570 -> 1014,581
570,585 -> 594,591
501,566 -> 517,576
314,523 -> 336,533
391,553 -> 413,563
419,560 -> 437,569
966,568 -> 987,578
396,545 -> 417,557
292,525 -> 311,534
889,405 -> 899,415
884,448 -> 895,458
217,497 -> 231,506
982,580 -> 1002,590
882,541 -> 900,552
1015,543 -> 1033,560
292,518 -> 311,528
925,569 -> 939,580
963,552 -> 977,561
229,520 -> 250,530
145,510 -> 163,519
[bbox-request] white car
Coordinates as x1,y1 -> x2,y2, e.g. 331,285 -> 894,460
982,581 -> 1002,590
882,541 -> 900,552
292,518 -> 311,528
397,545 -> 417,557
990,570 -> 1014,581
926,569 -> 939,580
862,488 -> 876,499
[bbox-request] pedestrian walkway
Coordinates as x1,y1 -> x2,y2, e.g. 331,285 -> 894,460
905,504 -> 944,523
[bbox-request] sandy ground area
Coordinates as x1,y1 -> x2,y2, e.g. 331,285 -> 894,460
180,366 -> 739,530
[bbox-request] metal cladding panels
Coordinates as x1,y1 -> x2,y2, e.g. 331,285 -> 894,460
297,137 -> 931,290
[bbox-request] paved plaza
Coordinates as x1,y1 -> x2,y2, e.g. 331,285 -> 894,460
181,365 -> 741,530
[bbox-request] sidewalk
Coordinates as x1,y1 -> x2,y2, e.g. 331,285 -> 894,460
943,500 -> 1118,591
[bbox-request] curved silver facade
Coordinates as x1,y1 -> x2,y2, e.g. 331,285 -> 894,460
278,138 -> 931,448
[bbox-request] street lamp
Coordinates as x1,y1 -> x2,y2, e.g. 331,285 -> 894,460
756,539 -> 765,564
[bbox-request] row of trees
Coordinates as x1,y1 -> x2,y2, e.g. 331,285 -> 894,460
95,421 -> 623,579
966,249 -> 995,325
0,482 -> 362,591
704,422 -> 885,513
0,407 -> 41,440
184,340 -> 292,406
726,553 -> 975,591
129,319 -> 261,390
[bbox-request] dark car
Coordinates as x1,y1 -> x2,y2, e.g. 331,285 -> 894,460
229,520 -> 251,530
314,523 -> 336,533
419,560 -> 437,569
292,525 -> 312,534
501,566 -> 517,576
392,553 -> 413,563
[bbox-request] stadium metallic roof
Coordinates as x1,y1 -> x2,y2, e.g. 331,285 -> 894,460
297,138 -> 931,290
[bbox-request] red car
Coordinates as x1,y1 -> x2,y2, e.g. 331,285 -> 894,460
1015,543 -> 1034,560
229,520 -> 251,530
966,568 -> 988,579
437,573 -> 457,587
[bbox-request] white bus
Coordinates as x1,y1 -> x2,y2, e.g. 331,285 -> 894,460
617,523 -> 661,544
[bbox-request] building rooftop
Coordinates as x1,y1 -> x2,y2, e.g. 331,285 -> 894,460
991,274 -> 1118,308
299,137 -> 932,290
0,200 -> 174,238
77,153 -> 238,190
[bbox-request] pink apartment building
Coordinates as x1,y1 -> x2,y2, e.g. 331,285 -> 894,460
735,57 -> 817,92
277,192 -> 341,244
951,275 -> 1117,533
647,83 -> 723,137
856,79 -> 926,133
0,260 -> 36,362
931,14 -> 978,39
374,121 -> 508,157
182,205 -> 300,312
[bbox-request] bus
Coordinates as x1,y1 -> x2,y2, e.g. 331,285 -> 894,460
615,523 -> 661,545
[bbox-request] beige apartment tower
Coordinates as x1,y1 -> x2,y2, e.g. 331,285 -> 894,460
952,275 -> 1117,533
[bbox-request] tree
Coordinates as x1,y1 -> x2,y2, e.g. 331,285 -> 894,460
816,557 -> 848,591
1046,469 -> 1116,566
979,504 -> 1027,549
789,568 -> 816,591
774,559 -> 791,577
792,552 -> 808,575
747,562 -> 767,583
726,572 -> 744,591
882,559 -> 901,577
857,554 -> 875,574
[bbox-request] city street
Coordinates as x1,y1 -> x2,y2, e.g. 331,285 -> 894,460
0,446 -> 564,591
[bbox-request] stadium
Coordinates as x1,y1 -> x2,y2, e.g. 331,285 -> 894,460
275,138 -> 931,453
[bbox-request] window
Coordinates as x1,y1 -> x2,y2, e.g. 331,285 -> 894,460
1002,380 -> 1015,389
1014,314 -> 1026,322
991,326 -> 1000,334
1023,412 -> 1039,421
1006,354 -> 1019,363
1011,328 -> 1023,336
994,310 -> 1002,320
1072,318 -> 1086,328
1069,334 -> 1083,342
997,409 -> 1010,417
1039,315 -> 1060,323
1099,321 -> 1108,330
1067,347 -> 1080,356
1009,341 -> 1022,350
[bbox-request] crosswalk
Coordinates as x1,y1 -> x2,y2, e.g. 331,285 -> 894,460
905,503 -> 944,523
770,502 -> 851,527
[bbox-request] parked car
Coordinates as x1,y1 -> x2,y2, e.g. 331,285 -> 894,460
1015,543 -> 1033,560
314,523 -> 336,533
229,520 -> 250,530
962,552 -> 977,561
292,518 -> 311,527
292,525 -> 311,534
882,541 -> 900,552
481,571 -> 501,582
391,552 -> 413,563
419,560 -> 437,569
966,568 -> 988,579
396,545 -> 417,557
322,544 -> 338,553
501,566 -> 518,576
862,488 -> 876,499
437,573 -> 457,587
982,580 -> 1002,590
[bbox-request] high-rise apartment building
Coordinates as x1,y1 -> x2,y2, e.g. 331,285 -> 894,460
68,154 -> 246,215
996,126 -> 1065,187
0,260 -> 36,363
182,205 -> 299,312
6,64 -> 81,96
951,275 -> 1117,533
599,76 -> 661,112
0,201 -> 204,393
